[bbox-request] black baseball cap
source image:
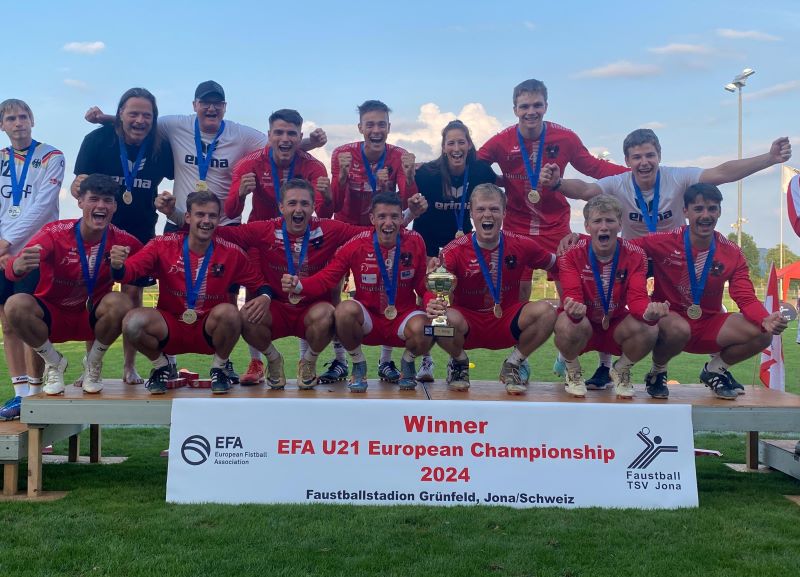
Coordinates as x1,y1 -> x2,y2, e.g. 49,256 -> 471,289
195,81 -> 225,101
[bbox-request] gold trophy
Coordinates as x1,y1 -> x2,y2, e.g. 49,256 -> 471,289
424,266 -> 457,337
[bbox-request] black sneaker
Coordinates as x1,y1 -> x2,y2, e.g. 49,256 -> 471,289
210,367 -> 232,394
378,361 -> 401,383
167,361 -> 179,380
724,369 -> 745,395
146,365 -> 171,395
586,365 -> 611,390
699,366 -> 737,400
645,371 -> 670,399
318,359 -> 349,384
223,360 -> 239,385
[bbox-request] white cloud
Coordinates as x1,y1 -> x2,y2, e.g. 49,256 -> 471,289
574,60 -> 661,79
649,43 -> 712,55
62,41 -> 106,54
63,78 -> 88,90
743,80 -> 800,101
640,121 -> 666,130
716,28 -> 781,42
523,21 -> 536,31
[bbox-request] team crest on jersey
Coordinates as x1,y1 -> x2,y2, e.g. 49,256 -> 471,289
710,261 -> 725,276
400,252 -> 413,267
210,263 -> 225,277
504,255 -> 517,269
32,158 -> 41,168
546,144 -> 559,159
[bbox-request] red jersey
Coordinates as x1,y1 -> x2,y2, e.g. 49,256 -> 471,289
118,233 -> 267,318
225,147 -> 330,222
558,236 -> 651,323
436,231 -> 556,313
299,228 -> 427,313
632,226 -> 768,327
330,142 -> 418,225
6,220 -> 142,312
478,122 -> 627,240
215,217 -> 368,305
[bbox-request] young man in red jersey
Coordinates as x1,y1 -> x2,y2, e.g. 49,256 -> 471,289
632,183 -> 787,400
555,195 -> 669,399
282,192 -> 433,392
111,191 -> 273,395
5,174 -> 139,396
424,184 -> 557,395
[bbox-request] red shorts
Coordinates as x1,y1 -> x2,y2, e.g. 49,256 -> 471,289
581,314 -> 628,356
684,312 -> 730,354
38,299 -> 96,344
523,233 -> 560,283
160,310 -> 214,355
355,301 -> 424,348
454,301 -> 527,350
270,300 -> 312,340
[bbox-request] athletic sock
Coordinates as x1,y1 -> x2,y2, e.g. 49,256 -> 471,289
298,339 -> 309,360
506,347 -> 526,366
614,354 -> 635,372
650,362 -> 668,375
598,352 -> 612,368
34,341 -> 62,365
303,348 -> 320,364
248,345 -> 262,361
87,340 -> 110,364
12,376 -> 28,397
705,354 -> 730,375
211,354 -> 227,369
564,357 -> 581,372
332,339 -> 347,362
263,344 -> 281,362
152,354 -> 169,370
455,351 -> 468,362
347,347 -> 366,364
402,349 -> 416,363
28,383 -> 42,395
379,345 -> 393,364
166,354 -> 177,366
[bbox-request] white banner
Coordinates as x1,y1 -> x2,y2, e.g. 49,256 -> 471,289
167,399 -> 698,509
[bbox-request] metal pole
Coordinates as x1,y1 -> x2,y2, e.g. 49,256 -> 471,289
737,86 -> 743,247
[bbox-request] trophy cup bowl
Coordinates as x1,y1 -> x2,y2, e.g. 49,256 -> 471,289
424,266 -> 457,337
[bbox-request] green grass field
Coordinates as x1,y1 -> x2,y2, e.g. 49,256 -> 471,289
1,310 -> 799,576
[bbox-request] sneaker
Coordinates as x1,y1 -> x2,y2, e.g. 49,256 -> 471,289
318,359 -> 349,384
81,355 -> 104,394
145,365 -> 171,395
446,358 -> 471,392
564,369 -> 587,398
645,371 -> 670,399
378,360 -> 401,383
585,365 -> 611,390
166,362 -> 179,380
266,353 -> 286,390
416,356 -> 435,383
500,361 -> 526,395
519,359 -> 531,384
0,396 -> 22,421
611,366 -> 634,399
210,367 -> 232,394
240,359 -> 266,386
724,369 -> 745,395
297,359 -> 318,390
398,358 -> 417,390
349,360 -> 368,393
43,354 -> 69,395
700,366 -> 737,400
223,360 -> 239,385
552,355 -> 566,378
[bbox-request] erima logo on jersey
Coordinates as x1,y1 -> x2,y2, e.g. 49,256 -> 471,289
629,210 -> 673,224
361,274 -> 377,284
183,155 -> 229,168
400,269 -> 414,280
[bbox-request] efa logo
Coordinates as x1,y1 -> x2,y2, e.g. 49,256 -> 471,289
181,434 -> 243,465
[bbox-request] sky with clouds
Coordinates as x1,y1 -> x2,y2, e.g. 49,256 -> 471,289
7,0 -> 800,252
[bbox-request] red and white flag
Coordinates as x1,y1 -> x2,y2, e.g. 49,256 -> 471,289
759,263 -> 785,391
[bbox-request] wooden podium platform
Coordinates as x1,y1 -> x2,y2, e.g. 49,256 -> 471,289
17,379 -> 800,499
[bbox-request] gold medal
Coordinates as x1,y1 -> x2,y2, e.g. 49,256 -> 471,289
687,304 -> 702,320
601,314 -> 610,331
182,309 -> 198,324
7,206 -> 21,218
288,293 -> 301,305
527,189 -> 540,204
122,190 -> 133,205
493,303 -> 503,319
385,305 -> 398,320
195,180 -> 208,192
455,230 -> 464,239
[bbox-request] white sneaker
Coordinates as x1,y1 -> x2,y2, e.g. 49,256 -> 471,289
611,366 -> 634,399
82,355 -> 104,394
416,356 -> 435,382
43,354 -> 69,395
564,369 -> 587,398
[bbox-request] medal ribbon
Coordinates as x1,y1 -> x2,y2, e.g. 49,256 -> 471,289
588,241 -> 620,319
118,136 -> 148,194
516,124 -> 547,194
683,227 -> 716,308
281,220 -> 310,276
472,232 -> 504,306
74,220 -> 108,303
7,140 -> 39,208
373,232 -> 401,308
632,170 -> 661,232
193,117 -> 226,182
269,148 -> 296,204
361,143 -> 387,193
183,235 -> 214,311
454,164 -> 469,233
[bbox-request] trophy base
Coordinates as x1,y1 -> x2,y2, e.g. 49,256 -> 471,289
424,324 -> 455,338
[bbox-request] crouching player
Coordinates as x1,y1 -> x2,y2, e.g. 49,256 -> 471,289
5,174 -> 139,395
282,192 -> 433,392
555,195 -> 670,399
633,183 -> 786,399
111,190 -> 273,394
424,183 -> 557,395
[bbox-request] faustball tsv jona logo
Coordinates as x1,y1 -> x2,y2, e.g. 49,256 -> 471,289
181,435 -> 211,466
628,427 -> 678,469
